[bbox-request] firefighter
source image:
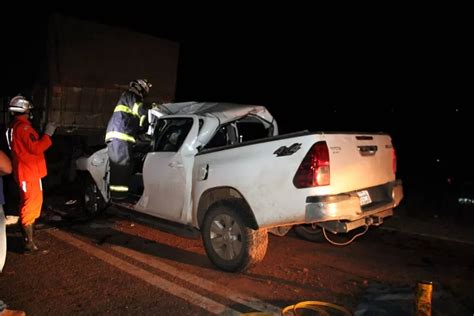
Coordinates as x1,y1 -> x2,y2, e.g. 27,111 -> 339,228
6,95 -> 57,252
105,79 -> 152,201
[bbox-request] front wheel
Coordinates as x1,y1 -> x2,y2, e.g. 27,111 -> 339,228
82,176 -> 108,216
202,200 -> 268,272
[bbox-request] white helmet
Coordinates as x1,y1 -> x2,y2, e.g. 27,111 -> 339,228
8,95 -> 33,113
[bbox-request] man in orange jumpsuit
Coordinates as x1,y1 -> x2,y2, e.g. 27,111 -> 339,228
6,95 -> 57,252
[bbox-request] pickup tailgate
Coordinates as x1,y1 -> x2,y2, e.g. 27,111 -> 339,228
194,131 -> 397,228
322,133 -> 395,194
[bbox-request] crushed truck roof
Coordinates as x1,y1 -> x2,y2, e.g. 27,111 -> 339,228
157,102 -> 276,127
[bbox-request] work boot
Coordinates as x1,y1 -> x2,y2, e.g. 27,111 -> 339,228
22,224 -> 38,252
19,224 -> 27,243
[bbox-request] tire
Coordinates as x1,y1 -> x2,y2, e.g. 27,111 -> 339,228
294,224 -> 325,242
202,200 -> 268,272
82,176 -> 108,216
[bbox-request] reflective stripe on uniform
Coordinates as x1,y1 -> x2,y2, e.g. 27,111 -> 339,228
140,115 -> 147,127
114,104 -> 139,117
110,185 -> 129,192
5,128 -> 13,150
132,103 -> 141,116
105,131 -> 136,143
114,103 -> 142,118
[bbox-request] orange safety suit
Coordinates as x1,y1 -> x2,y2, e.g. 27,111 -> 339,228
7,115 -> 52,226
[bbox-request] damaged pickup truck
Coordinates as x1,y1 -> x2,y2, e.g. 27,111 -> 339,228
76,102 -> 403,272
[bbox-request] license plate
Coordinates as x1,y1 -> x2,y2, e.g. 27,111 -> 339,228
357,190 -> 372,206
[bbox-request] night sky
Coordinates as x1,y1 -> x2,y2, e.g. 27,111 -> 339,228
1,8 -> 471,181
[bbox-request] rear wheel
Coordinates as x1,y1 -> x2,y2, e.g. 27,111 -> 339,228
202,200 -> 268,272
83,176 -> 108,216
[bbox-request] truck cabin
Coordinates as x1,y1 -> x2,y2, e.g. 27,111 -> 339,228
128,103 -> 276,197
204,116 -> 274,149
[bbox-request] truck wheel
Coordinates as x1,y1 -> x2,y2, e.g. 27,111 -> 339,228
83,176 -> 108,216
202,201 -> 268,272
294,224 -> 324,242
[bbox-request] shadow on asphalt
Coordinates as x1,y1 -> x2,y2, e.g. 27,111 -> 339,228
40,206 -> 213,270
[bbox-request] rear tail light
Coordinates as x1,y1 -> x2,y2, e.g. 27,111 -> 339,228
293,141 -> 330,188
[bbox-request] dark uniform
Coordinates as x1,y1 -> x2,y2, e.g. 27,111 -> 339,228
105,89 -> 149,200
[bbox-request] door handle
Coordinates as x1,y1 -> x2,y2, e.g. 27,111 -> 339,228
168,161 -> 183,168
198,164 -> 209,181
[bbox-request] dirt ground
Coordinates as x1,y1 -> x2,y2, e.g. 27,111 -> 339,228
0,188 -> 473,315
1,181 -> 473,315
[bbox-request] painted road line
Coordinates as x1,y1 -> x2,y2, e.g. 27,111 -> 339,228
111,245 -> 281,315
47,229 -> 240,315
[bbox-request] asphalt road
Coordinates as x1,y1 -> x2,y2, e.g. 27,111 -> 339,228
1,207 -> 473,315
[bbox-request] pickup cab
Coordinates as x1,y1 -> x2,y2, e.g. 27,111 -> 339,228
76,102 -> 403,272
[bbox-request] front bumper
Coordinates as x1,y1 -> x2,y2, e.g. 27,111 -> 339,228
304,180 -> 403,233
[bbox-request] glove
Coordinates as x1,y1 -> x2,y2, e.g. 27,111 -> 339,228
44,122 -> 58,137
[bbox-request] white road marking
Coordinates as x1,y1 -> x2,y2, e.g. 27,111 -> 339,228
111,245 -> 281,315
47,229 -> 240,315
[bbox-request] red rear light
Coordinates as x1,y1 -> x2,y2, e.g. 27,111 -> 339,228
293,141 -> 330,188
392,147 -> 397,174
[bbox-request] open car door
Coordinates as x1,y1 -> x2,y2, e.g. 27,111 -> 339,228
135,116 -> 199,223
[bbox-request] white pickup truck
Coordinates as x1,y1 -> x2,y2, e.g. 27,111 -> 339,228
76,102 -> 403,272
